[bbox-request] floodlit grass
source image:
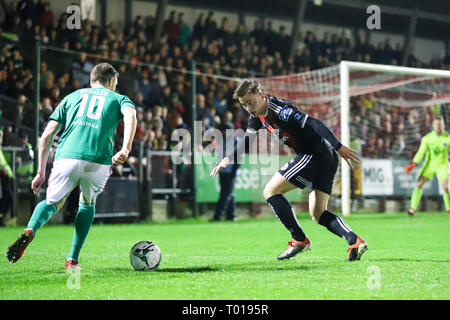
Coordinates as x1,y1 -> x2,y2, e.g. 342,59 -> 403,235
0,212 -> 448,300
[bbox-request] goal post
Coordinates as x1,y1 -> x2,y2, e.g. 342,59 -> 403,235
259,61 -> 450,216
340,62 -> 351,216
339,61 -> 450,216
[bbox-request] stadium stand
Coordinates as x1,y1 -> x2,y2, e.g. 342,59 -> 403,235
0,0 -> 449,222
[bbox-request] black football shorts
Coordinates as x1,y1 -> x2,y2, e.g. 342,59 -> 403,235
278,149 -> 339,195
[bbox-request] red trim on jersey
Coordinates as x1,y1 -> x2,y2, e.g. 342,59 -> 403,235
259,115 -> 275,133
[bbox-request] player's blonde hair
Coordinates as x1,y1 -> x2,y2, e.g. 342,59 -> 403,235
232,79 -> 262,100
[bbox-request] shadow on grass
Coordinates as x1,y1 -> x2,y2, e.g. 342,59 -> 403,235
154,265 -> 315,273
100,261 -> 317,274
98,266 -> 218,273
0,268 -> 68,276
156,266 -> 217,273
348,212 -> 448,221
222,263 -> 314,272
369,258 -> 450,263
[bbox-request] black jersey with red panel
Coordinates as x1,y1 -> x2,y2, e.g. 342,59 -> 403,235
245,96 -> 342,157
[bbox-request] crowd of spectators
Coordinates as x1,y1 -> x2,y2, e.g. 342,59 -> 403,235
1,0 -> 450,165
348,94 -> 443,160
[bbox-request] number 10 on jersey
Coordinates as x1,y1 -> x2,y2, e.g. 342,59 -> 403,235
77,94 -> 105,120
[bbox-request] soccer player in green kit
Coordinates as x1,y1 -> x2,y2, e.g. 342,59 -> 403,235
405,116 -> 450,216
6,63 -> 137,270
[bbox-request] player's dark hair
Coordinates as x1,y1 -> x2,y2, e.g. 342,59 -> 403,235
434,116 -> 443,121
233,79 -> 262,100
90,63 -> 119,85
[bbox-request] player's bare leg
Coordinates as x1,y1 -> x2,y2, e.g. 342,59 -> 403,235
408,176 -> 428,216
311,189 -> 368,261
308,189 -> 330,223
263,173 -> 311,260
263,172 -> 297,199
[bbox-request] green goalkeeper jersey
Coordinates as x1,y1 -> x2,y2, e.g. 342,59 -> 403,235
49,87 -> 135,165
413,130 -> 450,167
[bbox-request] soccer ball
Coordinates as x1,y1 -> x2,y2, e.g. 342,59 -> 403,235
130,241 -> 161,271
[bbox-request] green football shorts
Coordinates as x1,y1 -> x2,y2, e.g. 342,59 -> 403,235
419,163 -> 449,181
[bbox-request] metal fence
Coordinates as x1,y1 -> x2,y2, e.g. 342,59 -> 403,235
1,146 -> 32,219
142,148 -> 192,220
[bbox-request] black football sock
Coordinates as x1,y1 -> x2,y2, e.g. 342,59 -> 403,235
266,194 -> 306,242
318,210 -> 357,245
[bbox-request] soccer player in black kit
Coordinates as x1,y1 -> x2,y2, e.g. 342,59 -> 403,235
210,79 -> 368,261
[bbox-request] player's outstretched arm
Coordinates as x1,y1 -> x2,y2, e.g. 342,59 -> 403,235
302,116 -> 343,151
405,162 -> 417,174
210,157 -> 230,178
405,137 -> 428,174
405,136 -> 428,173
296,114 -> 359,168
210,128 -> 257,178
31,120 -> 61,194
113,106 -> 137,165
337,145 -> 360,169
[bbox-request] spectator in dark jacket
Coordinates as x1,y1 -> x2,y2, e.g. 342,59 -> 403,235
204,11 -> 217,41
163,11 -> 180,45
210,122 -> 240,222
192,12 -> 206,40
17,0 -> 36,23
36,3 -> 53,27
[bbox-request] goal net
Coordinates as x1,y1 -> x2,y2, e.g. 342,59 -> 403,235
258,61 -> 450,215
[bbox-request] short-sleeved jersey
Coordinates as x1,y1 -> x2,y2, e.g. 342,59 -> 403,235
49,87 -> 135,165
245,96 -> 342,157
413,130 -> 450,166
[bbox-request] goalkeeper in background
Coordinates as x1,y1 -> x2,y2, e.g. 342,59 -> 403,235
405,116 -> 450,216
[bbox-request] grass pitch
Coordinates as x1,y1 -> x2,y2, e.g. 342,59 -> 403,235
0,212 -> 448,300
